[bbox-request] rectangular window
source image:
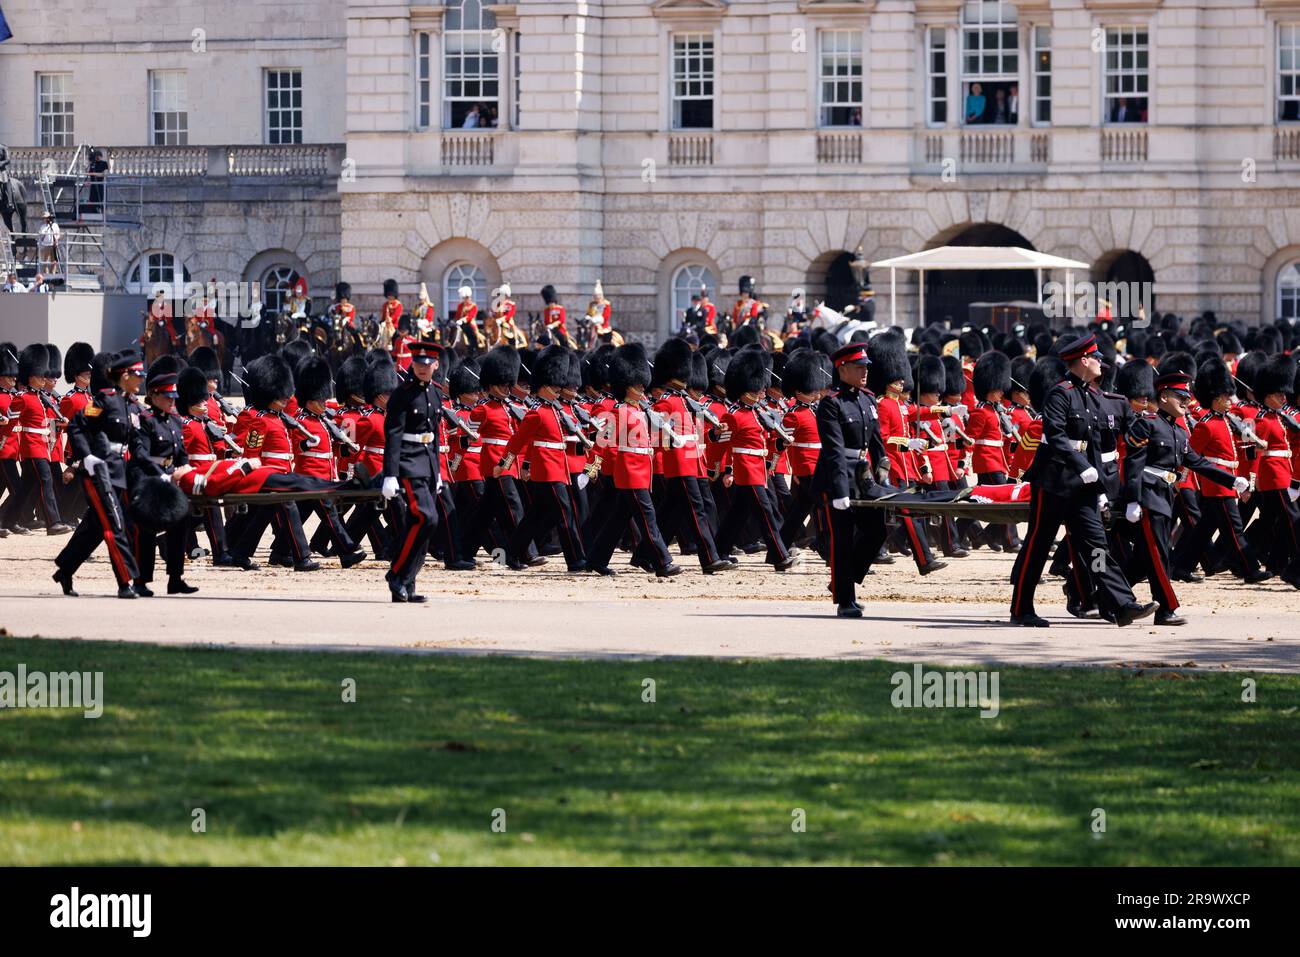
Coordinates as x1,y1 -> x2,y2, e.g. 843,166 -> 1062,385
513,31 -> 521,129
818,30 -> 863,127
1103,26 -> 1148,124
265,69 -> 303,144
149,70 -> 188,145
1032,26 -> 1051,125
961,0 -> 1019,125
671,33 -> 714,129
417,32 -> 433,129
1280,23 -> 1300,122
37,73 -> 75,147
444,12 -> 500,129
927,28 -> 948,126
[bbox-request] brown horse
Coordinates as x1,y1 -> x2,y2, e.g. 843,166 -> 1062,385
186,307 -> 225,370
142,299 -> 181,366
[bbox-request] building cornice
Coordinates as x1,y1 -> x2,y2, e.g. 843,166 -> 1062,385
650,0 -> 728,23
796,0 -> 877,15
1081,0 -> 1165,12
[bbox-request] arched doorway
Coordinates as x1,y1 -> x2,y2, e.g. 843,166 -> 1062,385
805,250 -> 865,312
1093,249 -> 1156,320
923,223 -> 1037,326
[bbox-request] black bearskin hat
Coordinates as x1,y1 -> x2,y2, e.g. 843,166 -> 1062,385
1029,356 -> 1067,413
146,354 -> 184,386
295,355 -> 334,404
768,351 -> 787,392
1116,360 -> 1156,401
738,275 -> 755,295
128,476 -> 191,526
1255,354 -> 1297,399
334,355 -> 367,404
177,367 -> 209,411
188,345 -> 220,379
1216,330 -> 1242,356
280,339 -> 313,380
654,336 -> 693,386
335,281 -> 352,301
687,351 -> 710,393
382,278 -> 398,298
449,358 -> 482,397
363,355 -> 400,403
533,345 -> 571,390
18,344 -> 49,383
1193,356 -> 1236,408
541,284 -> 558,305
89,352 -> 113,392
64,342 -> 95,383
811,329 -> 839,357
43,343 -> 61,380
1009,355 -> 1035,395
705,348 -> 730,391
916,355 -> 947,399
583,343 -> 616,392
868,333 -> 911,395
724,346 -> 769,402
730,324 -> 761,350
244,354 -> 295,407
608,342 -> 651,397
972,351 -> 1012,399
479,345 -> 521,389
941,354 -> 965,399
0,342 -> 19,378
1235,351 -> 1267,400
958,330 -> 985,361
565,351 -> 583,392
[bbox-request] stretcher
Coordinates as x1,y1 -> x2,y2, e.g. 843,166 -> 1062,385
850,487 -> 1032,526
186,488 -> 383,508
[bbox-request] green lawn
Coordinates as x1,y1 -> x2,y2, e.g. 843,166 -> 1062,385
0,637 -> 1296,865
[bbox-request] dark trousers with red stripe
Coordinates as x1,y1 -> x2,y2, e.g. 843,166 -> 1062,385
389,476 -> 438,590
893,509 -> 937,572
714,482 -> 790,566
1251,489 -> 1300,576
134,517 -> 187,585
588,486 -> 672,572
0,458 -> 22,521
473,474 -> 531,561
56,474 -> 139,587
297,499 -> 359,557
452,478 -> 503,558
510,480 -> 587,570
1123,509 -> 1179,612
431,481 -> 468,564
1170,495 -> 1261,578
635,475 -> 720,568
824,494 -> 888,606
1010,487 -> 1136,617
780,474 -> 824,559
200,505 -> 229,557
229,504 -> 310,563
976,470 -> 1019,547
17,458 -> 62,527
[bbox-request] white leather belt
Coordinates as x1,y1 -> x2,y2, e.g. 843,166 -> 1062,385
974,439 -> 1003,447
263,451 -> 293,461
792,442 -> 822,449
481,437 -> 509,446
148,455 -> 172,466
1100,450 -> 1119,463
732,447 -> 767,456
439,445 -> 450,453
1070,440 -> 1088,451
466,446 -> 482,454
362,445 -> 385,454
300,450 -> 332,459
189,454 -> 217,462
927,443 -> 948,452
1266,449 -> 1292,458
402,432 -> 435,444
1144,466 -> 1178,485
617,446 -> 653,455
533,441 -> 565,450
1207,456 -> 1238,469
14,426 -> 49,435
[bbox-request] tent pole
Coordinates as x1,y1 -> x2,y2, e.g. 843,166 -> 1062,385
918,268 -> 925,327
891,268 -> 897,324
1036,268 -> 1043,306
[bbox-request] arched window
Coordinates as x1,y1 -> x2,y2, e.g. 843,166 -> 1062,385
444,262 -> 487,316
126,252 -> 190,295
1279,261 -> 1300,321
261,265 -> 301,316
672,264 -> 716,330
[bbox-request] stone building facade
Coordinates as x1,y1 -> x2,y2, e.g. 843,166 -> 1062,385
4,0 -> 1300,340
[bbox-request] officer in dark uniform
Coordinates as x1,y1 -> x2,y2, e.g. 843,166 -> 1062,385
131,365 -> 198,596
1009,332 -> 1156,627
53,350 -> 145,599
812,342 -> 890,618
1121,371 -> 1249,626
381,340 -> 444,603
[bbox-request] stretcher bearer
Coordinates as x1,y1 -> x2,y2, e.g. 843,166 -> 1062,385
344,356 -> 400,557
779,347 -> 831,558
0,343 -> 22,534
1244,354 -> 1300,584
178,366 -> 234,564
10,344 -> 71,533
380,340 -> 446,602
470,345 -> 537,563
911,354 -> 964,558
968,350 -> 1017,550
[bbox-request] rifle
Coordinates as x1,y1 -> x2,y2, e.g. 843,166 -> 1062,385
683,392 -> 721,429
1226,412 -> 1267,450
440,404 -> 480,442
754,401 -> 794,445
540,397 -> 594,449
994,403 -> 1020,443
39,390 -> 69,426
638,399 -> 691,449
211,390 -> 239,419
278,410 -> 321,449
200,416 -> 244,456
504,397 -> 529,422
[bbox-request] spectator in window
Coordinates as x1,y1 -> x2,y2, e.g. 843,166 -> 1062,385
486,105 -> 498,128
38,212 -> 60,272
993,88 -> 1010,124
1111,96 -> 1142,123
462,104 -> 481,129
850,107 -> 863,127
3,272 -> 26,293
1008,84 -> 1019,123
965,83 -> 986,124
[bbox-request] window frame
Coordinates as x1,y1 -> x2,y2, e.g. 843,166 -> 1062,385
261,265 -> 302,316
149,70 -> 189,146
264,68 -> 304,145
670,32 -> 716,131
1278,261 -> 1300,321
1278,22 -> 1300,124
441,0 -> 501,131
36,72 -> 75,148
925,26 -> 949,128
1101,25 -> 1150,126
817,29 -> 864,129
127,251 -> 190,297
443,262 -> 488,318
1031,25 -> 1051,127
671,264 -> 717,331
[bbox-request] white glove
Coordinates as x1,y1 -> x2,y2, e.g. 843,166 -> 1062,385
1096,493 -> 1109,511
1288,486 -> 1300,503
907,438 -> 927,452
1233,476 -> 1250,495
950,404 -> 968,418
434,475 -> 444,495
1079,466 -> 1099,485
82,454 -> 104,476
576,472 -> 590,490
832,497 -> 850,511
159,473 -> 173,484
1125,502 -> 1142,524
381,476 -> 399,500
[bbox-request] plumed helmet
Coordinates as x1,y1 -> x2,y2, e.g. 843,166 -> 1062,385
499,282 -> 512,298
363,355 -> 400,403
479,345 -> 521,388
608,342 -> 651,397
724,346 -> 770,402
458,285 -> 473,300
0,342 -> 19,378
63,342 -> 95,383
1029,356 -> 1067,412
188,345 -> 220,379
941,354 -> 965,399
1116,360 -> 1156,401
1009,355 -> 1035,395
334,355 -> 367,404
653,335 -> 694,385
916,355 -> 947,398
449,357 -> 482,397
335,281 -> 352,301
127,476 -> 190,526
1254,353 -> 1297,399
244,354 -> 295,407
383,278 -> 399,298
533,345 -> 571,390
687,351 -> 710,393
867,332 -> 911,394
593,279 -> 604,300
177,366 -> 209,411
43,343 -> 61,380
295,355 -> 334,404
972,351 -> 1012,398
18,343 -> 48,383
738,275 -> 755,295
1193,356 -> 1236,407
541,284 -> 558,305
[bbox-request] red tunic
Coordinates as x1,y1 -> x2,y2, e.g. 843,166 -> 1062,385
718,405 -> 770,486
471,397 -> 520,479
503,403 -> 571,483
652,391 -> 701,480
968,402 -> 1009,474
703,397 -> 731,476
1229,401 -> 1261,482
381,299 -> 403,333
782,402 -> 820,478
456,301 -> 480,338
564,400 -> 589,475
234,408 -> 294,473
0,389 -> 18,460
596,403 -> 654,489
14,390 -> 51,460
293,412 -> 336,479
911,405 -> 952,482
543,303 -> 566,339
877,394 -> 920,484
1189,414 -> 1240,498
1254,411 -> 1294,492
353,408 -> 386,479
181,416 -> 219,465
451,404 -> 482,482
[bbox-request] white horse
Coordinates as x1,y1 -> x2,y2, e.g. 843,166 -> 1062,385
810,302 -> 880,344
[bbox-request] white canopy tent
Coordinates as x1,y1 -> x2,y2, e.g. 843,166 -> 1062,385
870,246 -> 1090,326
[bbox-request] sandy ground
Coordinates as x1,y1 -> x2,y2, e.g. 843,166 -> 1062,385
1,521 -> 1296,673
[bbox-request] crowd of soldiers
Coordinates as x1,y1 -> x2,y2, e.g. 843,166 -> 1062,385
2,282 -> 1298,621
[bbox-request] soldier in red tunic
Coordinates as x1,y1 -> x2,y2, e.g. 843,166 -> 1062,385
0,343 -> 21,535
455,283 -> 482,352
731,275 -> 765,330
381,278 -> 403,343
968,351 -> 1018,550
56,342 -> 94,520
342,356 -> 399,557
778,347 -> 833,558
1246,354 -> 1300,585
541,284 -> 568,346
177,366 -> 237,565
6,345 -> 71,534
469,346 -> 537,563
